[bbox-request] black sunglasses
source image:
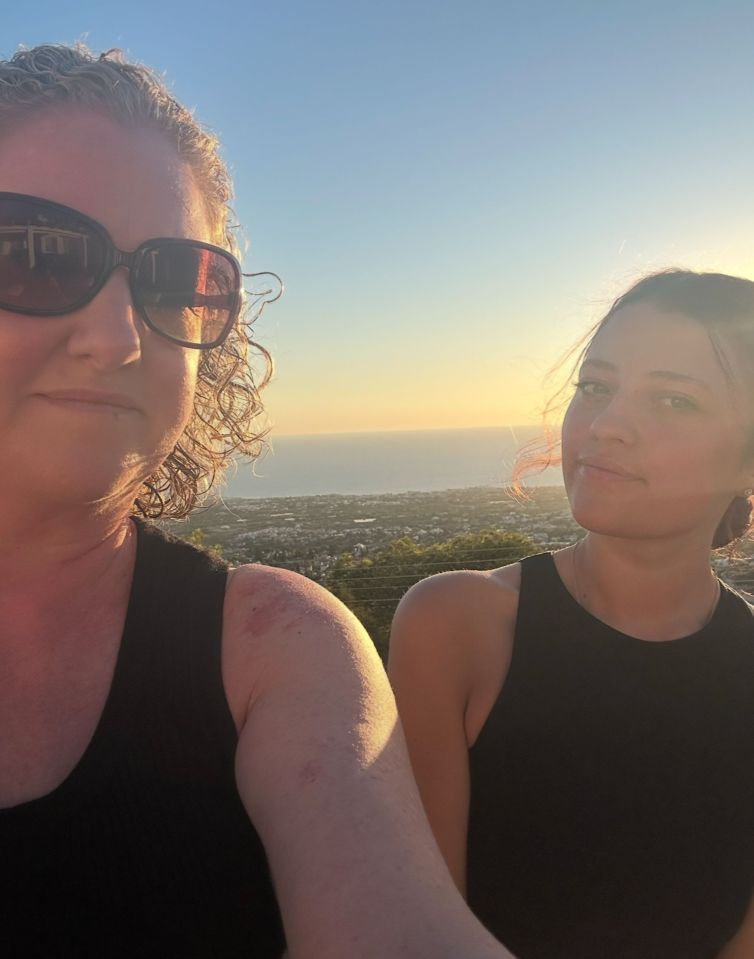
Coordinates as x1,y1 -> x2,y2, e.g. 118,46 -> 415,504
0,192 -> 248,349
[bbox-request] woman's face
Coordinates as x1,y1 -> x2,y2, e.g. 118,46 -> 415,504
561,303 -> 754,545
0,106 -> 208,509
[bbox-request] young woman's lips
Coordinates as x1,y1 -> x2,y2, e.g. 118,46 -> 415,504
576,458 -> 642,482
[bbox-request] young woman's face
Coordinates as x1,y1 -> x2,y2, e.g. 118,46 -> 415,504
561,303 -> 754,545
0,106 -> 208,509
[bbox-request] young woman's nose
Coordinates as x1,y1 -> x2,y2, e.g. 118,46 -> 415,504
588,392 -> 639,444
65,271 -> 142,370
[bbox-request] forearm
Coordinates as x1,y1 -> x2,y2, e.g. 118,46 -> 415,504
253,722 -> 515,958
284,893 -> 516,959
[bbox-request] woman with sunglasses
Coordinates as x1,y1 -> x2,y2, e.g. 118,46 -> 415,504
0,44 -> 515,959
389,271 -> 754,959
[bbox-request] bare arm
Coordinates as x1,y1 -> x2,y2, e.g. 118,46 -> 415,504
388,569 -> 519,895
223,565 -> 516,959
388,575 -> 476,892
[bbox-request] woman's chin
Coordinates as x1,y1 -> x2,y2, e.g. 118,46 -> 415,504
8,454 -> 151,513
568,498 -> 648,540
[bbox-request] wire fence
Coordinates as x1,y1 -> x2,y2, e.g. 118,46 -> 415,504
230,540 -> 754,607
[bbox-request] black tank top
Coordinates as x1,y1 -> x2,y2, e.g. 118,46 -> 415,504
466,552 -> 754,959
2,520 -> 285,958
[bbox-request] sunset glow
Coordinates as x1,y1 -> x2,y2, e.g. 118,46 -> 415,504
6,3 -> 754,435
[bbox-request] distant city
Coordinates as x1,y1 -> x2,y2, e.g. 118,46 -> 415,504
167,486 -> 754,595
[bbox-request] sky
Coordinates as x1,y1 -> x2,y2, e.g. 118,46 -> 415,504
4,1 -> 754,435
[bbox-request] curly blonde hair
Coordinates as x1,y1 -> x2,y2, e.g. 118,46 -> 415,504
0,42 -> 272,517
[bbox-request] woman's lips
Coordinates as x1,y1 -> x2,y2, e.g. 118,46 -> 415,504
36,389 -> 139,413
576,457 -> 642,481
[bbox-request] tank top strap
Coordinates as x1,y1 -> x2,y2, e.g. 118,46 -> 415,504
515,550 -> 569,632
109,518 -> 232,734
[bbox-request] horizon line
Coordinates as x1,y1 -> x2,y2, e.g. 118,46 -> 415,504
269,422 -> 549,440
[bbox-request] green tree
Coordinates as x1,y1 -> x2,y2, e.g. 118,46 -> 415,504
326,529 -> 535,660
183,527 -> 224,559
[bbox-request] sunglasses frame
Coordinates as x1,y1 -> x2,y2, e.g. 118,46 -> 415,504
0,192 -> 243,349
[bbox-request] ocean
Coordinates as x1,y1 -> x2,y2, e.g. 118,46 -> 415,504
222,426 -> 563,499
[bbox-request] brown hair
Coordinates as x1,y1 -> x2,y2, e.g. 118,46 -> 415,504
513,269 -> 754,548
0,42 -> 272,517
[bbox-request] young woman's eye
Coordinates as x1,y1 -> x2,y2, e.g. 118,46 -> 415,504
658,394 -> 699,411
574,380 -> 611,398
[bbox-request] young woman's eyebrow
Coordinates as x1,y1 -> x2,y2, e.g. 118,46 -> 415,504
645,370 -> 711,390
580,359 -> 710,390
579,356 -> 618,375
579,358 -> 615,371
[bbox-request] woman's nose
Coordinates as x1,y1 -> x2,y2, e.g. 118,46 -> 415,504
588,393 -> 639,444
65,270 -> 142,370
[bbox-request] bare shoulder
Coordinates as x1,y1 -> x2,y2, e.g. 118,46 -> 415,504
224,562 -> 359,641
400,562 -> 522,607
222,563 -> 385,731
389,562 -> 523,746
391,562 -> 522,659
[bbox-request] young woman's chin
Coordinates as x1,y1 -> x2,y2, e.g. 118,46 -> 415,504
565,475 -> 646,538
568,491 -> 726,547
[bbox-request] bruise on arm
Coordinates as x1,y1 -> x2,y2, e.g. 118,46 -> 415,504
223,564 -> 513,959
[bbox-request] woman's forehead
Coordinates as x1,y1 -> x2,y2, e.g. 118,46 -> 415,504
586,305 -> 723,376
0,105 -> 210,246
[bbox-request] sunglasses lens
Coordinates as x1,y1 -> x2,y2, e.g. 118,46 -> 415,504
0,196 -> 241,348
134,244 -> 239,346
0,197 -> 105,312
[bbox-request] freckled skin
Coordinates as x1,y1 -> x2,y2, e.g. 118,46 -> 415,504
298,761 -> 322,786
241,589 -> 308,636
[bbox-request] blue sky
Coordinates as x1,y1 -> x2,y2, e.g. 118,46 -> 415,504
5,1 -> 754,433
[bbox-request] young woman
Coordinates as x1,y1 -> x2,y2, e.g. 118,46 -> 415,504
389,271 -> 754,959
0,44 -> 515,959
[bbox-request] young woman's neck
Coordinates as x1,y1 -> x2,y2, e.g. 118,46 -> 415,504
560,532 -> 720,642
